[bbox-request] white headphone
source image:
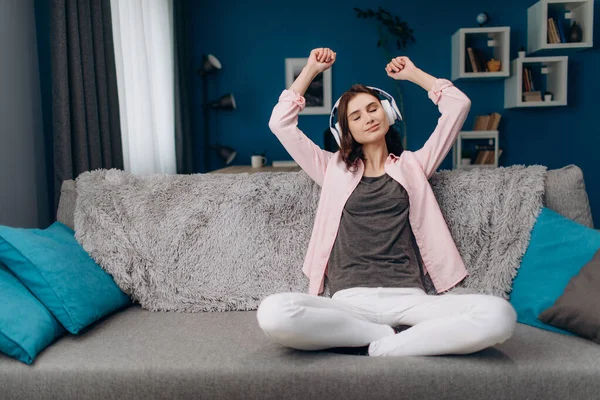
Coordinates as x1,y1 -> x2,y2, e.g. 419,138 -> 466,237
329,86 -> 402,147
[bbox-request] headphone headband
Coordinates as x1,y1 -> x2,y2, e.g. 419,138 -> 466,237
329,86 -> 402,148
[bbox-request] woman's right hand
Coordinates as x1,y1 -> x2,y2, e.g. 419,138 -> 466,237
306,47 -> 336,74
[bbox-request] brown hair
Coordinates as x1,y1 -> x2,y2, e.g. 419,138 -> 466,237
336,84 -> 404,172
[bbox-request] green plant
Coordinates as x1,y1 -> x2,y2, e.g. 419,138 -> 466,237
354,6 -> 417,149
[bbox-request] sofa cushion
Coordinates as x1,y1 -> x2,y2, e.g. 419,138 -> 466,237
539,249 -> 600,344
0,263 -> 65,364
0,306 -> 599,400
0,222 -> 132,334
509,208 -> 600,336
544,164 -> 594,228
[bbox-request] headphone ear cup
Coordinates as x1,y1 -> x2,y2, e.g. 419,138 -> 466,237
334,122 -> 342,144
380,99 -> 396,126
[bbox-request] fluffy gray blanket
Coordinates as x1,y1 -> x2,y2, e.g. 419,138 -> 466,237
73,165 -> 546,312
74,169 -> 320,312
430,165 -> 546,298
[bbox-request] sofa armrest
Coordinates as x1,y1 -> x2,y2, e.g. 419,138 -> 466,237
56,180 -> 77,230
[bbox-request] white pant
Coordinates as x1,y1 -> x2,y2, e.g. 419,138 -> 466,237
256,286 -> 517,357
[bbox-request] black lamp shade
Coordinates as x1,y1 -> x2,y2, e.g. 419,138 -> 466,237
197,54 -> 222,76
213,145 -> 237,165
207,93 -> 236,110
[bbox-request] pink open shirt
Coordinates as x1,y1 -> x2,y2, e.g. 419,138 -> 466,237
268,78 -> 472,295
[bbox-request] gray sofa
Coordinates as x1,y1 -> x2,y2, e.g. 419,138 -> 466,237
1,165 -> 598,400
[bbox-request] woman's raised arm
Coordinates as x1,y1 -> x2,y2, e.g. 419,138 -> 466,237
268,48 -> 337,187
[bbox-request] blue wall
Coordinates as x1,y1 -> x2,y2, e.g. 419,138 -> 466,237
186,0 -> 599,227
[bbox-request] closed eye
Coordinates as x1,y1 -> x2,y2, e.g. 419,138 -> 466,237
352,107 -> 378,121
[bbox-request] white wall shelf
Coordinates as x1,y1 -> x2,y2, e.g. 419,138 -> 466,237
504,56 -> 568,108
527,0 -> 594,55
452,130 -> 499,170
451,27 -> 510,81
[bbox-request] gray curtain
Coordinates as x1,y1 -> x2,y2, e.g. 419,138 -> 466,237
174,0 -> 195,174
50,0 -> 123,213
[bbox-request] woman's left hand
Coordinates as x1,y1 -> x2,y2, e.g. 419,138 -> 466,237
385,56 -> 418,81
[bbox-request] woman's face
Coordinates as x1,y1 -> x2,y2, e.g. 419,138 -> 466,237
345,93 -> 389,145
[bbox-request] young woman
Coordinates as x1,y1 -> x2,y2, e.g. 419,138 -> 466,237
258,47 -> 517,357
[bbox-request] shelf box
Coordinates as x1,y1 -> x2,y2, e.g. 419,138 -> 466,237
527,0 -> 594,54
504,56 -> 568,108
451,27 -> 510,81
452,130 -> 500,170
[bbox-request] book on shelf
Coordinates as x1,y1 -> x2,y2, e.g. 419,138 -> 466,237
473,145 -> 503,165
556,18 -> 567,43
523,91 -> 542,102
466,47 -> 489,73
523,67 -> 535,92
474,150 -> 495,165
474,48 -> 488,72
547,17 -> 567,44
473,115 -> 486,130
552,18 -> 560,43
527,68 -> 534,91
548,18 -> 558,43
473,112 -> 501,131
474,150 -> 487,165
483,151 -> 494,165
467,47 -> 478,72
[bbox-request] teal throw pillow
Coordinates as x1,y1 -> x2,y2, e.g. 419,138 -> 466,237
0,262 -> 66,364
509,207 -> 600,336
0,222 -> 132,334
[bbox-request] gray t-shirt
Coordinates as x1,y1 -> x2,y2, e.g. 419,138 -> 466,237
327,173 -> 426,296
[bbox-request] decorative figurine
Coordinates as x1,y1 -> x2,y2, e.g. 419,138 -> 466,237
476,12 -> 489,27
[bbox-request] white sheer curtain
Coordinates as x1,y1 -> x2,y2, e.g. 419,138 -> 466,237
110,0 -> 176,175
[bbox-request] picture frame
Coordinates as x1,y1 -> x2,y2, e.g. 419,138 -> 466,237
285,58 -> 332,115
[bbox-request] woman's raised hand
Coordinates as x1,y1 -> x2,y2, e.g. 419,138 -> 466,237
306,47 -> 336,74
385,56 -> 418,81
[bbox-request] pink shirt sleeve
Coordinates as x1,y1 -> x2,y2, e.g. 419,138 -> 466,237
413,79 -> 472,178
268,89 -> 334,187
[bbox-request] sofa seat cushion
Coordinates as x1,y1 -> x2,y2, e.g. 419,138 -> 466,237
1,305 -> 599,400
